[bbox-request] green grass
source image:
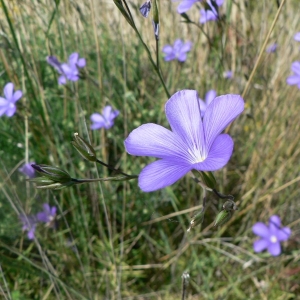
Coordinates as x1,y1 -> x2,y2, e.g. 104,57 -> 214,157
0,0 -> 300,299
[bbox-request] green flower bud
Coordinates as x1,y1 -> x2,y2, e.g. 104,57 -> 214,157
214,210 -> 232,227
71,133 -> 97,162
32,164 -> 71,183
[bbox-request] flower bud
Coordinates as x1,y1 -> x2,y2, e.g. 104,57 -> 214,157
152,0 -> 159,40
30,164 -> 75,189
213,210 -> 232,227
71,133 -> 97,162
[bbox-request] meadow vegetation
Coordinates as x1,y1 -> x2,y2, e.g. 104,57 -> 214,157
0,0 -> 300,299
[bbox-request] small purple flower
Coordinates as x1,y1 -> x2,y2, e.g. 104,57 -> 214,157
0,83 -> 22,117
199,89 -> 217,117
19,162 -> 36,178
286,61 -> 300,89
266,43 -> 278,53
20,214 -> 37,240
90,106 -> 119,130
47,52 -> 86,85
174,0 -> 202,14
293,32 -> 300,42
37,203 -> 57,226
253,215 -> 291,256
199,0 -> 224,24
162,39 -> 192,62
224,70 -> 233,79
124,90 -> 244,192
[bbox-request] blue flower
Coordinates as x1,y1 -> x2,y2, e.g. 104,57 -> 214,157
0,83 -> 22,117
90,106 -> 119,130
286,61 -> 300,89
162,39 -> 192,62
19,162 -> 36,178
253,215 -> 291,256
125,90 -> 244,192
47,52 -> 86,85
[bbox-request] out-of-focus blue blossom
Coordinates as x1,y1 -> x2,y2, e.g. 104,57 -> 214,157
253,215 -> 291,256
174,0 -> 202,14
90,106 -> 119,130
224,70 -> 233,79
199,90 -> 217,117
47,52 -> 86,85
266,43 -> 278,53
19,162 -> 36,178
162,39 -> 192,62
199,0 -> 224,24
20,214 -> 37,240
37,203 -> 57,227
286,61 -> 300,89
293,32 -> 300,42
0,83 -> 22,117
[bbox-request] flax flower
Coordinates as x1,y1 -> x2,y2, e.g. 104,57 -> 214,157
253,215 -> 291,256
125,90 -> 244,192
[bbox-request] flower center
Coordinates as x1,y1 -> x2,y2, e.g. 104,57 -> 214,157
188,144 -> 206,164
270,235 -> 278,243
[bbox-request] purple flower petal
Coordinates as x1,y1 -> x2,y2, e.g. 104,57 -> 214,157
203,94 -> 244,151
47,56 -> 63,73
291,61 -> 300,75
177,52 -> 187,62
5,104 -> 16,117
253,239 -> 269,252
216,0 -> 224,5
294,32 -> 300,42
12,90 -> 23,103
102,106 -> 112,120
252,222 -> 270,238
180,41 -> 192,53
269,215 -> 281,229
77,58 -> 86,68
193,134 -> 233,171
162,45 -> 175,54
4,83 -> 14,100
205,90 -> 217,106
58,75 -> 67,85
138,159 -> 192,192
69,52 -> 79,65
90,113 -> 105,129
268,241 -> 281,256
125,123 -> 187,159
277,227 -> 291,241
286,75 -> 300,85
19,162 -> 36,178
200,9 -> 217,24
166,90 -> 206,157
177,0 -> 199,14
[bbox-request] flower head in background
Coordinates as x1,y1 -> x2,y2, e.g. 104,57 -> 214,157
293,32 -> 300,42
47,52 -> 86,85
0,83 -> 22,117
125,90 -> 244,192
19,162 -> 36,178
224,70 -> 233,79
199,0 -> 224,24
199,89 -> 217,117
253,215 -> 291,256
90,106 -> 119,130
37,203 -> 57,227
175,0 -> 202,14
266,43 -> 278,53
20,214 -> 37,240
286,61 -> 300,89
162,39 -> 192,62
